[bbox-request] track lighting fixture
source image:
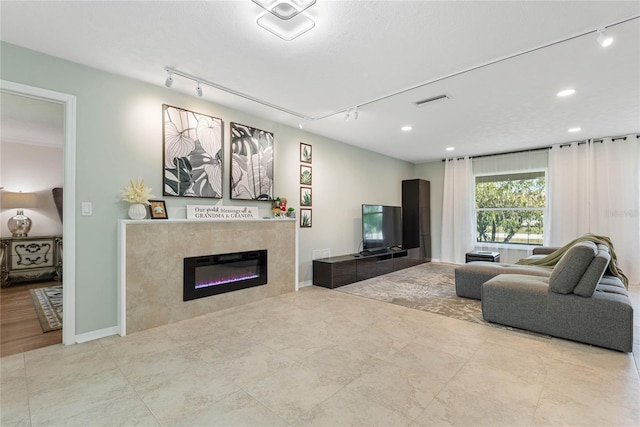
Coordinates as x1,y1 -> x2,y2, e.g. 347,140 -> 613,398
196,82 -> 203,97
344,107 -> 359,122
164,71 -> 174,88
597,28 -> 613,47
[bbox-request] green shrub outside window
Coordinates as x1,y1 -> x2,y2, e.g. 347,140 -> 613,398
475,171 -> 546,245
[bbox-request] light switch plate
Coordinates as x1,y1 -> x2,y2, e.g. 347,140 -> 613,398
81,202 -> 92,216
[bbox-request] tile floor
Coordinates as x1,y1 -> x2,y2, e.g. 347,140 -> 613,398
1,285 -> 639,426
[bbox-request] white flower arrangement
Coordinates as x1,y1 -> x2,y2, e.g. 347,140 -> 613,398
121,178 -> 154,204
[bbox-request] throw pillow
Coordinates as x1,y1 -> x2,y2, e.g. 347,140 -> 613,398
573,248 -> 611,297
548,241 -> 597,294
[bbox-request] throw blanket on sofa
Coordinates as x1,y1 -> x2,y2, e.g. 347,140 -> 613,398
516,234 -> 629,288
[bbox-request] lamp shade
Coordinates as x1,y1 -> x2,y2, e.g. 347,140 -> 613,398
1,191 -> 38,210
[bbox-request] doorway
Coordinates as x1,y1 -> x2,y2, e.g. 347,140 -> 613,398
0,80 -> 76,354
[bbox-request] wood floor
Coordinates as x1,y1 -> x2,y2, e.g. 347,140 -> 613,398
0,281 -> 62,358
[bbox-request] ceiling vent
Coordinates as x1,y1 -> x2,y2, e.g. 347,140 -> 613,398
414,94 -> 451,108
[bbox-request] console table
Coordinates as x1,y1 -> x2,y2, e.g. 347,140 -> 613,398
313,249 -> 423,289
0,235 -> 63,287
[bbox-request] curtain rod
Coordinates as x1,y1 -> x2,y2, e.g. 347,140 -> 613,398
442,133 -> 639,162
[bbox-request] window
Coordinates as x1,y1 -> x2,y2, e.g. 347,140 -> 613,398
475,171 -> 546,245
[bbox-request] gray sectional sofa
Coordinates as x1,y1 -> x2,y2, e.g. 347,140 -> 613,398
455,241 -> 634,352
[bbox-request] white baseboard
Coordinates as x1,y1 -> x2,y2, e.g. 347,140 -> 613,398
298,280 -> 313,289
75,326 -> 120,343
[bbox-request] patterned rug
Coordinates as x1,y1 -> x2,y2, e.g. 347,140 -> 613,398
30,285 -> 63,333
337,262 -> 488,325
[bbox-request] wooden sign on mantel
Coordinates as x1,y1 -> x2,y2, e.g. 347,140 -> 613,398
187,205 -> 260,220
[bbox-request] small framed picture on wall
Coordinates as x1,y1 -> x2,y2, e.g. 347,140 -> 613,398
300,187 -> 312,207
300,209 -> 312,228
300,165 -> 312,185
300,143 -> 312,163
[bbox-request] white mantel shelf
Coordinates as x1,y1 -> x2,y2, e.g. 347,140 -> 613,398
117,218 -> 299,336
121,217 -> 297,224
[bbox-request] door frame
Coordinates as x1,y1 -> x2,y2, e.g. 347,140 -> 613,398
1,80 -> 77,345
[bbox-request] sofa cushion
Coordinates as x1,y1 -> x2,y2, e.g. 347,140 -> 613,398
573,245 -> 611,297
548,241 -> 597,294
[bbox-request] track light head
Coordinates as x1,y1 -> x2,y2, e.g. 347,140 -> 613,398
344,110 -> 350,122
196,83 -> 203,97
597,28 -> 613,47
353,107 -> 359,120
165,73 -> 174,88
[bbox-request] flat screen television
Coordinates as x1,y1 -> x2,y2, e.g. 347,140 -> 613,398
362,204 -> 402,253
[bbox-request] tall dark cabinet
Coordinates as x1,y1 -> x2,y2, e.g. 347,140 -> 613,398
402,179 -> 431,261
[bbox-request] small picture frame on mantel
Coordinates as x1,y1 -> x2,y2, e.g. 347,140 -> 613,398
148,200 -> 168,219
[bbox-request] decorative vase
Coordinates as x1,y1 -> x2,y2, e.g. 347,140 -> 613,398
128,203 -> 147,220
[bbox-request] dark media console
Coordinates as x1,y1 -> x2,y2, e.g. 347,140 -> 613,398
313,249 -> 423,289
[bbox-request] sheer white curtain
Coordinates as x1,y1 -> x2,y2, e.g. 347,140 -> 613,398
472,150 -> 549,263
548,135 -> 640,285
441,157 -> 474,264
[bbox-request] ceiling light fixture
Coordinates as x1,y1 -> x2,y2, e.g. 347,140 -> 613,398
353,106 -> 359,120
557,89 -> 575,97
253,0 -> 316,41
568,127 -> 582,133
164,71 -> 174,88
446,147 -> 455,151
196,82 -> 203,97
252,0 -> 316,20
401,126 -> 413,132
596,28 -> 614,47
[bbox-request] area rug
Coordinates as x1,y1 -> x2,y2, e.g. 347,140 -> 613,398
30,285 -> 63,333
337,262 -> 488,325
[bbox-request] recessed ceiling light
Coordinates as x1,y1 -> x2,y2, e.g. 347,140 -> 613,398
446,147 -> 455,151
568,127 -> 582,133
557,89 -> 576,97
401,126 -> 413,132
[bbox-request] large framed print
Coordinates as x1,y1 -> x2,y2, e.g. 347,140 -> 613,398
230,122 -> 274,200
163,104 -> 223,198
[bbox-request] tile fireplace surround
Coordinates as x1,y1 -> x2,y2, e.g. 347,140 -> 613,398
118,219 -> 297,334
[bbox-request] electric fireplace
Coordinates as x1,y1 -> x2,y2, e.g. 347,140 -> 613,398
183,250 -> 267,301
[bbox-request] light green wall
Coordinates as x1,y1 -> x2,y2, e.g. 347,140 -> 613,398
1,42 -> 415,335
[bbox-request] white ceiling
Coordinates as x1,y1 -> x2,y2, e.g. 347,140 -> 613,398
1,1 -> 638,163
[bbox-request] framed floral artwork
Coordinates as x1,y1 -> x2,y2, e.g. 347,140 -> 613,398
300,209 -> 312,228
300,165 -> 312,185
230,122 -> 274,200
163,104 -> 223,198
300,143 -> 312,163
300,187 -> 312,207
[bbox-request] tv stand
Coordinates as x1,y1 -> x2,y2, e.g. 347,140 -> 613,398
313,249 -> 425,289
362,247 -> 389,255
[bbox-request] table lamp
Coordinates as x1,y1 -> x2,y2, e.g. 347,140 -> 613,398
2,191 -> 38,237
